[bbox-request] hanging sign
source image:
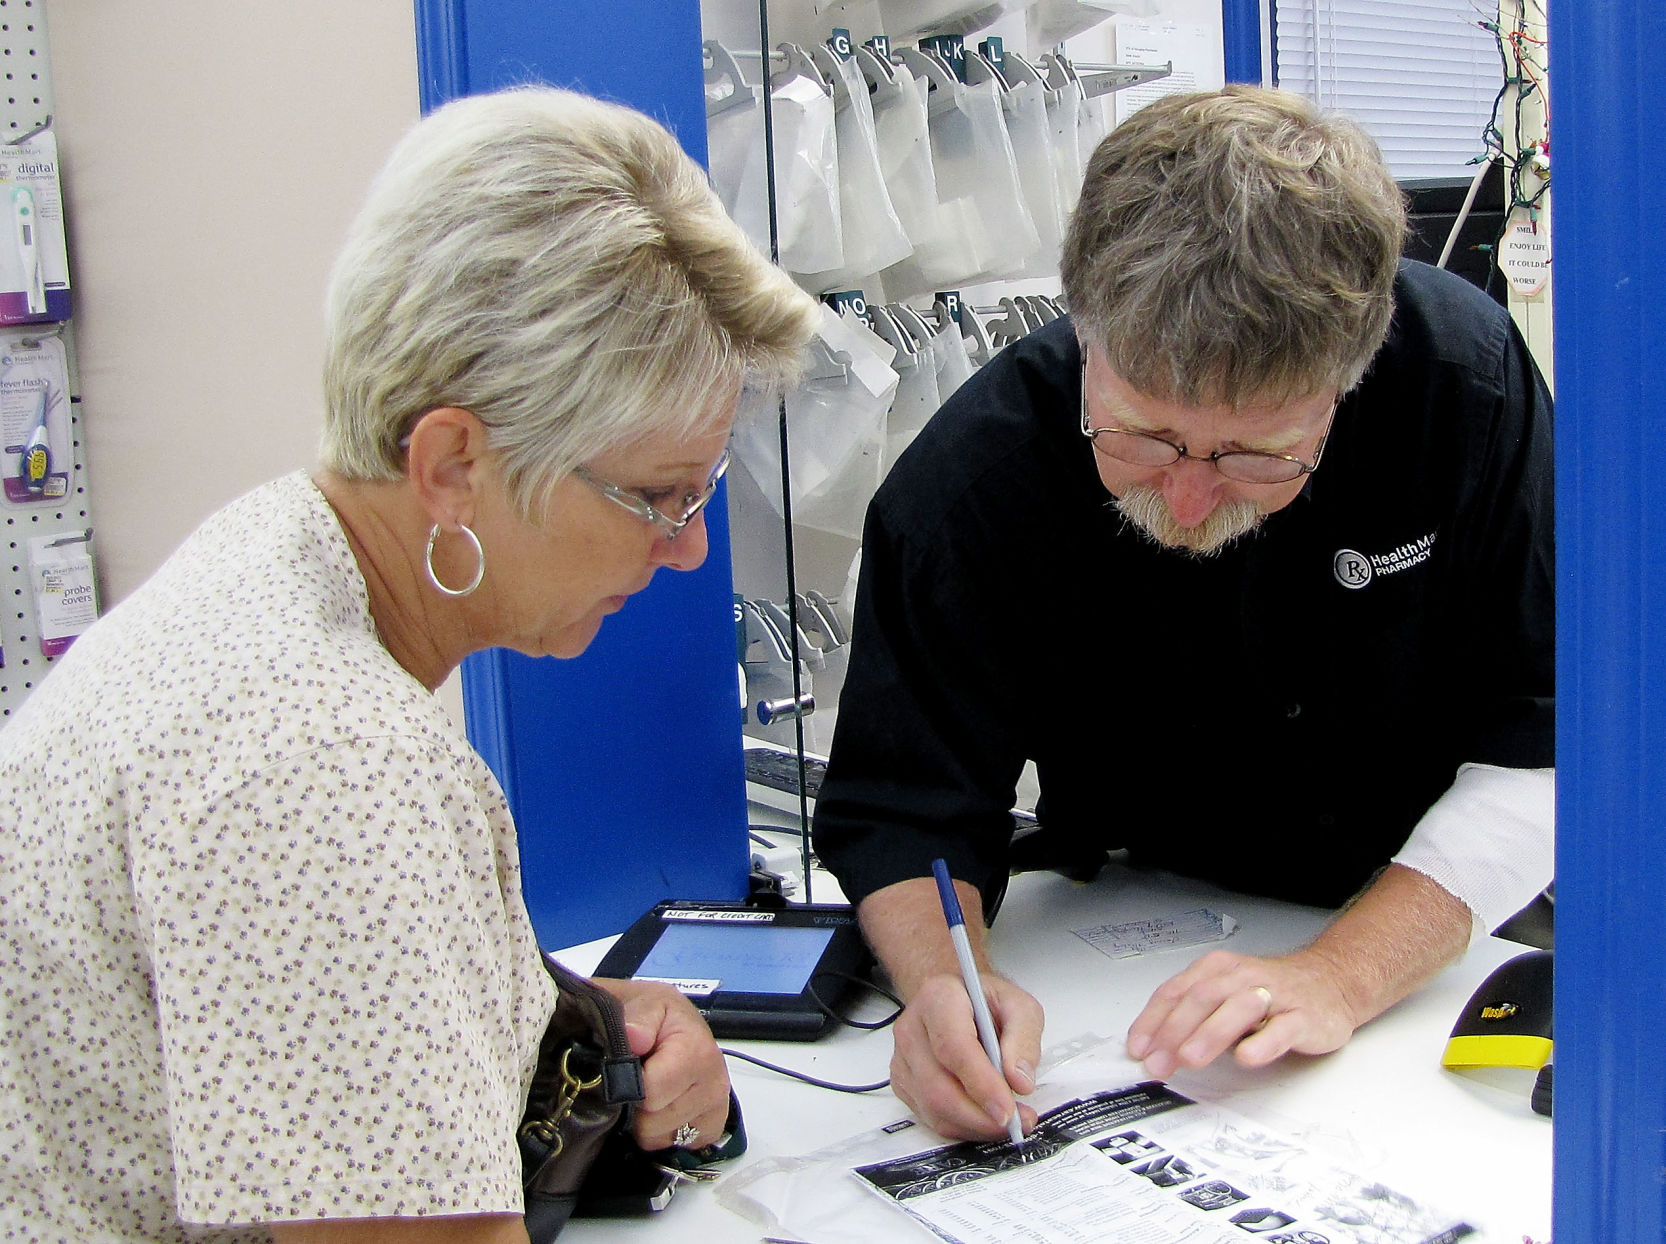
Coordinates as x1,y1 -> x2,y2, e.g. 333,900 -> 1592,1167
1497,219 -> 1550,297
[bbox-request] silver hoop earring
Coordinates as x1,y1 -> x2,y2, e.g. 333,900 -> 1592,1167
424,523 -> 485,597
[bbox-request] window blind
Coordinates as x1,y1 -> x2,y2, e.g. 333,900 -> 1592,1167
1275,0 -> 1502,180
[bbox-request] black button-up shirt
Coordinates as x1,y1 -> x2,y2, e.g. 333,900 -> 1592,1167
814,261 -> 1554,912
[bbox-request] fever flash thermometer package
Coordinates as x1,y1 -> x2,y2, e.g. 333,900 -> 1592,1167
2,330 -> 70,502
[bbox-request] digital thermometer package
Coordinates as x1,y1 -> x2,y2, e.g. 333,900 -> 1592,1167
0,130 -> 69,325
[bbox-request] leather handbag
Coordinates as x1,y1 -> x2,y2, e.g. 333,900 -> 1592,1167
519,953 -> 747,1242
520,953 -> 648,1242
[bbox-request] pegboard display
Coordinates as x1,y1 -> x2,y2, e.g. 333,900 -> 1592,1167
0,0 -> 91,720
0,0 -> 49,140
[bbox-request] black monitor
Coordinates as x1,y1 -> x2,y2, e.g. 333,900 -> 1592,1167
1401,161 -> 1509,306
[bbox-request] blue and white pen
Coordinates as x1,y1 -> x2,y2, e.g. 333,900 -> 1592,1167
931,858 -> 1025,1144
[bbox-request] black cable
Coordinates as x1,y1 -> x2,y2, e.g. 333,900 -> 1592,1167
716,973 -> 903,1094
807,970 -> 904,1031
720,1046 -> 890,1094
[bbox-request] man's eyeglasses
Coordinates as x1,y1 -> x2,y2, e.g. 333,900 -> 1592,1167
1079,369 -> 1335,486
572,447 -> 732,541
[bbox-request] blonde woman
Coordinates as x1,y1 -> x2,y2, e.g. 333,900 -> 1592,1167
0,87 -> 817,1243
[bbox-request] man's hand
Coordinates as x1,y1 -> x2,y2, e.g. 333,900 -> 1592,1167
1126,863 -> 1473,1079
855,876 -> 1045,1141
1126,947 -> 1362,1078
593,977 -> 731,1151
890,970 -> 1045,1141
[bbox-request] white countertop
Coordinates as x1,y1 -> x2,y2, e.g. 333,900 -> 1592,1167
554,863 -> 1551,1242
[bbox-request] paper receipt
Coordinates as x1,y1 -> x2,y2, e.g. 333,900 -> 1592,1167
1072,908 -> 1239,959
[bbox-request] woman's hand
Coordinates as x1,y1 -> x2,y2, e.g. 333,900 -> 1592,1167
592,977 -> 731,1151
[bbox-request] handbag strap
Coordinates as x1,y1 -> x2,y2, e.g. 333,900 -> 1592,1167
539,953 -> 646,1107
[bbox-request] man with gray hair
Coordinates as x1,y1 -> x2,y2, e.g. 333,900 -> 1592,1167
814,86 -> 1553,1142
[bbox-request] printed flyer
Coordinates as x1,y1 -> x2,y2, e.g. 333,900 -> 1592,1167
854,1083 -> 1474,1244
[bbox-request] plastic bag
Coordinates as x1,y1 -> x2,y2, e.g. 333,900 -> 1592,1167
884,58 -> 1040,296
930,316 -> 977,404
869,59 -> 942,250
957,75 -> 1044,283
1077,89 -> 1110,172
881,331 -> 941,475
770,66 -> 844,274
733,305 -> 898,540
796,50 -> 913,292
1001,77 -> 1065,278
704,43 -> 772,253
1046,81 -> 1087,220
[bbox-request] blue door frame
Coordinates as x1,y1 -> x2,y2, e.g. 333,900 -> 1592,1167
413,0 -> 752,951
1550,6 -> 1666,1240
1221,0 -> 1262,84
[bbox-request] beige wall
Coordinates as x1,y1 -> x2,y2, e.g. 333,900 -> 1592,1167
47,2 -> 420,603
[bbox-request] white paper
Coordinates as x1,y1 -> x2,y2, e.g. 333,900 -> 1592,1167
1073,907 -> 1238,959
1110,18 -> 1226,127
855,1083 -> 1478,1244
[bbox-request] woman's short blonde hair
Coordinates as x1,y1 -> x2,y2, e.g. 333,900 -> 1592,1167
320,87 -> 818,517
1061,85 -> 1408,406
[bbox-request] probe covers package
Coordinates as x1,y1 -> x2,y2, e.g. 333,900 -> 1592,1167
29,528 -> 97,658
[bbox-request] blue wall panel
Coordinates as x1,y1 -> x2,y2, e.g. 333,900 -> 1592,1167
1551,4 -> 1666,1240
417,0 -> 752,949
1220,0 -> 1262,84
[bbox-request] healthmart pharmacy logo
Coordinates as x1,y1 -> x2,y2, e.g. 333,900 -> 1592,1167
1333,531 -> 1439,589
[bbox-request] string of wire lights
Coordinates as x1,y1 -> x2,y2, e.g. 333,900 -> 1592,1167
1475,0 -> 1549,296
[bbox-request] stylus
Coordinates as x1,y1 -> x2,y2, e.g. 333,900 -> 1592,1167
931,858 -> 1026,1145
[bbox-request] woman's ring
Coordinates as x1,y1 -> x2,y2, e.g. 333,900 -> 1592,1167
1250,985 -> 1274,1016
673,1122 -> 701,1148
